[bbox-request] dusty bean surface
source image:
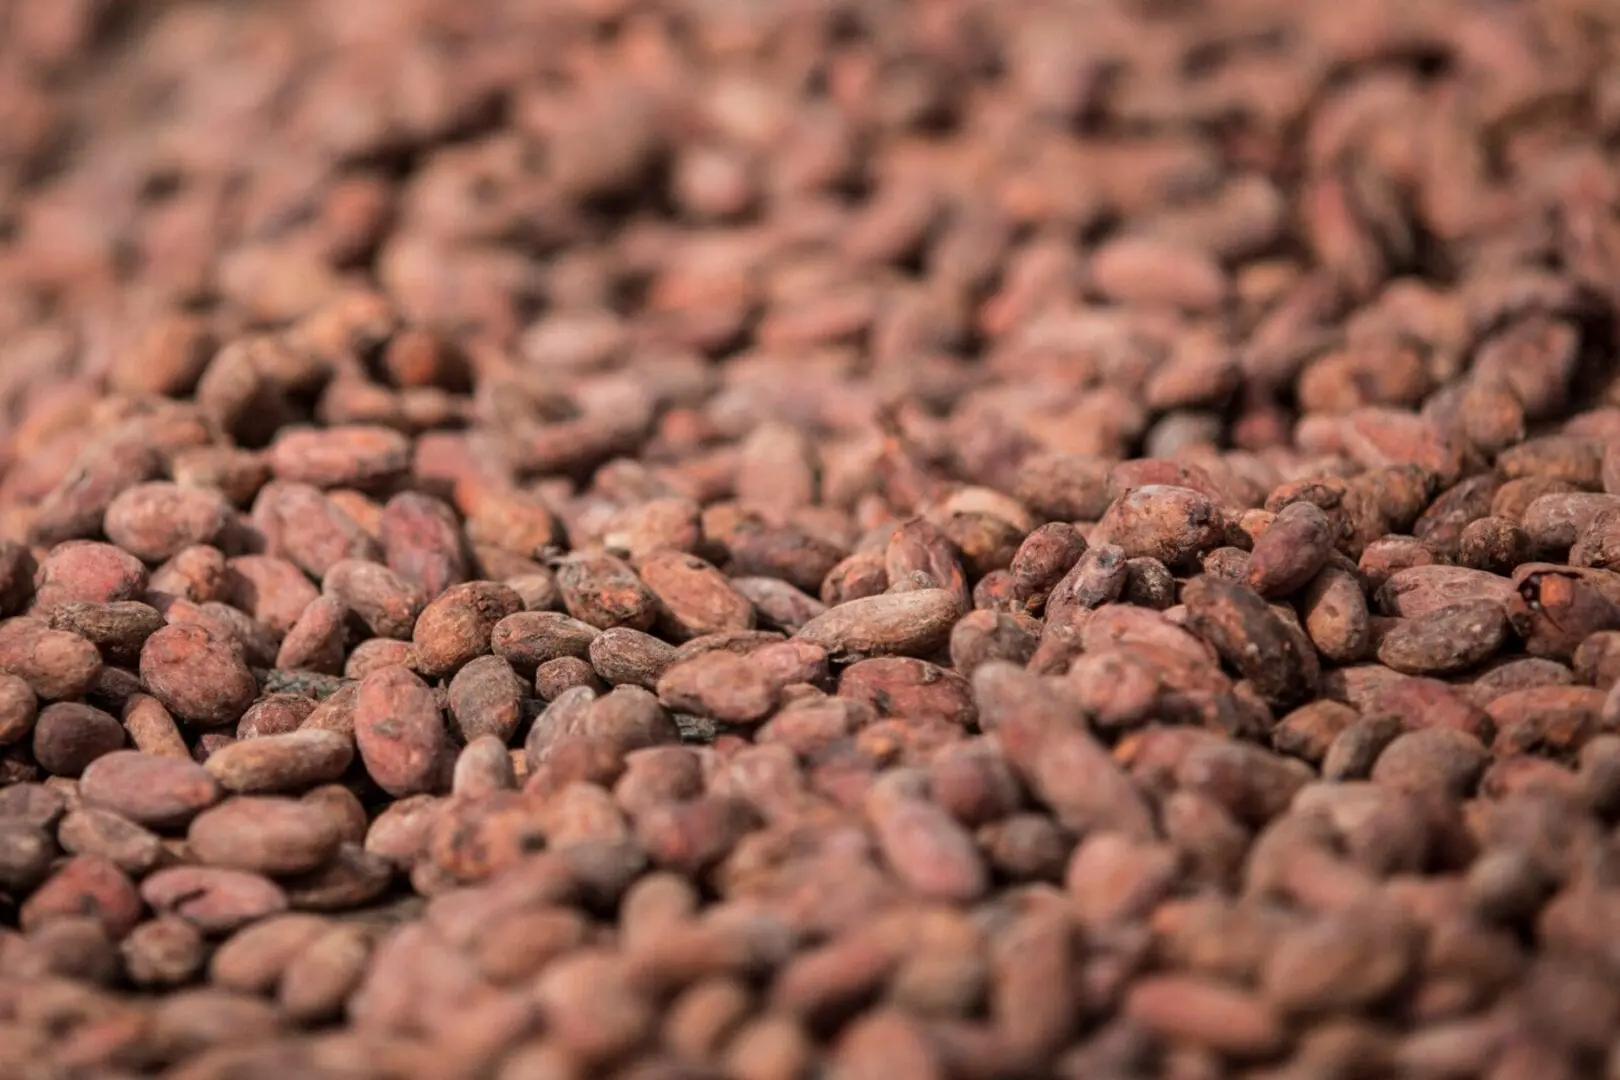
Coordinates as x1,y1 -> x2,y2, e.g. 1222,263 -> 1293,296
3,1 -> 1620,1078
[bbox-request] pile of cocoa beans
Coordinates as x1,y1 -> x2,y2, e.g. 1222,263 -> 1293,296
4,0 -> 1620,1078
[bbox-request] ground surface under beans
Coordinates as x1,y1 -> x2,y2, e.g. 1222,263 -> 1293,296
4,1 -> 1620,1078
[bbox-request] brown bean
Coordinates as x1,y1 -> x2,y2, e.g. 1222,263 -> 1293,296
47,600 -> 164,667
33,541 -> 149,612
188,796 -> 346,876
1124,975 -> 1285,1058
491,611 -> 601,676
120,916 -> 207,989
267,425 -> 411,490
0,618 -> 104,701
322,559 -> 425,640
1183,576 -> 1316,707
80,750 -> 221,827
224,555 -> 319,638
254,481 -> 381,579
21,855 -> 143,938
142,866 -> 290,935
8,8 -> 1620,1078
839,658 -> 976,728
104,482 -> 232,563
58,808 -> 166,875
1095,486 -> 1225,570
975,663 -> 1155,839
1247,500 -> 1336,597
380,492 -> 470,599
31,702 -> 124,776
555,553 -> 660,632
446,654 -> 527,744
865,775 -> 988,903
354,666 -> 445,797
412,581 -> 524,678
0,672 -> 37,746
1376,601 -> 1511,675
204,729 -> 355,794
657,651 -> 779,727
139,623 -> 258,727
275,595 -> 348,674
795,589 -> 962,662
638,549 -> 756,640
0,819 -> 59,893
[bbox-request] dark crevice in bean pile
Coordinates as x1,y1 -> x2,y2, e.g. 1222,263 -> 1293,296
6,1 -> 1620,1078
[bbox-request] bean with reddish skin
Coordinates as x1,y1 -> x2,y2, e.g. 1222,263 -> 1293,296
32,702 -> 125,777
556,553 -> 661,632
447,654 -> 528,744
1183,576 -> 1316,708
638,549 -> 756,640
1010,523 -> 1088,615
122,917 -> 207,988
323,559 -> 425,640
354,666 -> 445,797
188,796 -> 346,876
48,600 -> 164,666
275,595 -> 348,674
80,750 -> 221,827
140,623 -> 259,727
795,589 -> 962,662
1377,601 -> 1512,675
975,662 -> 1155,839
204,729 -> 355,794
21,855 -> 144,939
839,658 -> 976,728
1247,500 -> 1336,597
1095,486 -> 1225,571
380,492 -> 471,599
865,776 -> 988,903
267,425 -> 412,491
0,673 -> 38,744
224,555 -> 319,639
58,807 -> 166,875
412,581 -> 524,679
491,611 -> 600,676
32,542 -> 150,613
0,619 -> 105,701
103,482 -> 233,564
142,867 -> 291,935
1125,976 -> 1285,1058
254,482 -> 381,579
658,651 -> 779,727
